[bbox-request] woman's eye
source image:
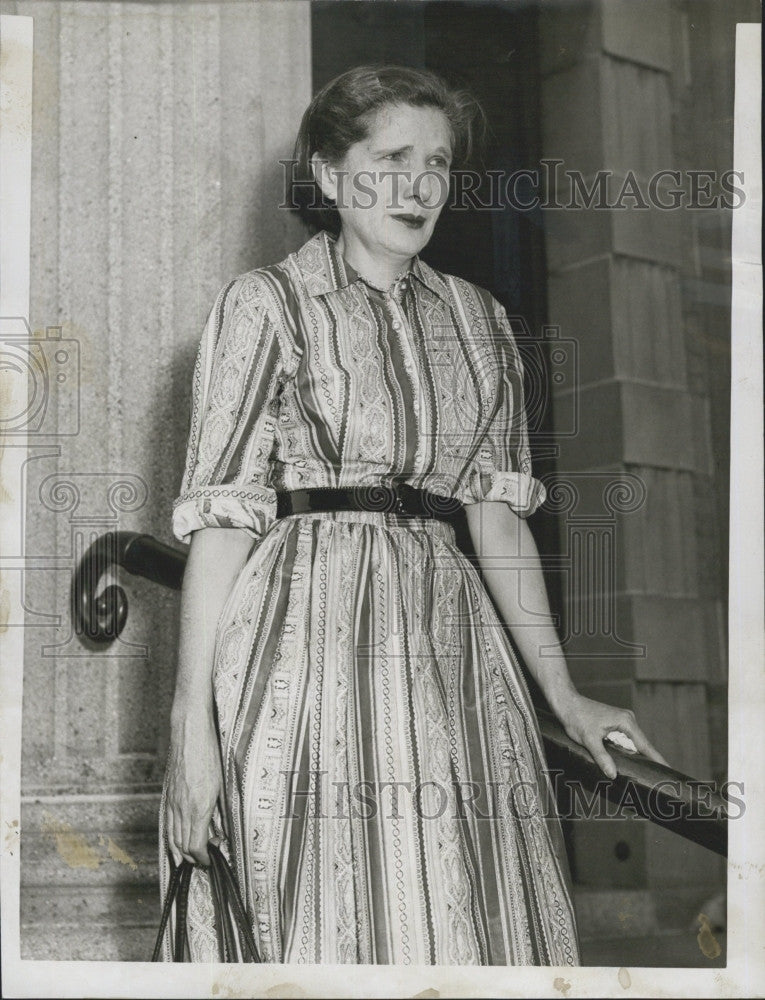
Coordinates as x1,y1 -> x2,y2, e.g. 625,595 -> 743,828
429,157 -> 451,170
383,151 -> 404,161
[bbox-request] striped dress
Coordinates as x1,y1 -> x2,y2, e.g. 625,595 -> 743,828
159,229 -> 580,966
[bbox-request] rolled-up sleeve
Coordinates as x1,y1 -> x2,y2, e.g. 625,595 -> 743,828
459,298 -> 547,518
172,274 -> 284,545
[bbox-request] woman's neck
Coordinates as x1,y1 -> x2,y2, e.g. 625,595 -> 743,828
335,232 -> 413,291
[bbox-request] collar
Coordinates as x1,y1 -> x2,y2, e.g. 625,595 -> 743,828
293,229 -> 451,303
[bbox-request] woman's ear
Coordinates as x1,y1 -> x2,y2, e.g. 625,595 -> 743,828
310,152 -> 337,203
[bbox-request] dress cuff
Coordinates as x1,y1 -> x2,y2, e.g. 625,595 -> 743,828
481,470 -> 547,518
172,486 -> 277,545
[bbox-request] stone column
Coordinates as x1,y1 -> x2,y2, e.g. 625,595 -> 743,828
7,0 -> 311,959
538,0 -> 736,941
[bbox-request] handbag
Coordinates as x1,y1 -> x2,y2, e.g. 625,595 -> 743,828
152,839 -> 261,962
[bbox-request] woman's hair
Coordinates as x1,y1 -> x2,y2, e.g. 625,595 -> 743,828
290,64 -> 488,234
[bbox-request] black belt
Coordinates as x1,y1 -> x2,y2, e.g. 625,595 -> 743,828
275,484 -> 463,522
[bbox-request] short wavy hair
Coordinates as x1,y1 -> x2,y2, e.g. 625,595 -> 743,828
290,64 -> 488,234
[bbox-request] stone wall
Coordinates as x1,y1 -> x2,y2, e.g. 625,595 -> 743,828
538,0 -> 754,941
5,0 -> 311,959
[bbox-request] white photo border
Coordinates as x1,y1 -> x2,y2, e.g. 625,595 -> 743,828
0,11 -> 762,999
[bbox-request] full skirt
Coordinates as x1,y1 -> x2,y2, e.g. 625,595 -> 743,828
159,510 -> 580,965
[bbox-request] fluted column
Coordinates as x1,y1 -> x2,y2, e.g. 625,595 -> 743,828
11,0 -> 310,959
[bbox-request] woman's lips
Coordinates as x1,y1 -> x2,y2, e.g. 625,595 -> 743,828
392,214 -> 426,229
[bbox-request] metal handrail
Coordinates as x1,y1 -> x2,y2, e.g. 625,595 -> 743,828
537,711 -> 727,857
72,531 -> 185,643
71,530 -> 729,856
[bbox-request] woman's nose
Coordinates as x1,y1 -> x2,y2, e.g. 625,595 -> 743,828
393,168 -> 416,201
412,169 -> 446,209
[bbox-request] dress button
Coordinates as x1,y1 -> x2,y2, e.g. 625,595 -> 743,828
392,320 -> 402,331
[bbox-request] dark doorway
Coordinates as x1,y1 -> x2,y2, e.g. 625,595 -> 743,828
312,1 -> 547,333
310,0 -> 567,751
311,0 -> 560,566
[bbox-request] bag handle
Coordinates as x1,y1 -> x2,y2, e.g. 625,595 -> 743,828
208,841 -> 261,962
151,857 -> 192,962
152,841 -> 261,963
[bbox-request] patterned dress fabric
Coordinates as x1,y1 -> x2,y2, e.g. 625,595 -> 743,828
160,229 -> 580,966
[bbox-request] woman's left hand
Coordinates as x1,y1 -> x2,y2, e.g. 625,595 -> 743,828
555,693 -> 670,779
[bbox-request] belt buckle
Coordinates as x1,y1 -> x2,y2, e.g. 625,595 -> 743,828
394,482 -> 418,517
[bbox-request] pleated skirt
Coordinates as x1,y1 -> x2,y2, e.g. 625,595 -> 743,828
159,509 -> 580,966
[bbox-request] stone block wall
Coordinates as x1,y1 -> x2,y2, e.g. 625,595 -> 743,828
538,0 -> 754,930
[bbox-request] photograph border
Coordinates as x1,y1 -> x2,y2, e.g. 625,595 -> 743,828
0,10 -> 762,998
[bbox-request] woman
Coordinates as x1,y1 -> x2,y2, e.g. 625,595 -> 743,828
160,64 -> 667,966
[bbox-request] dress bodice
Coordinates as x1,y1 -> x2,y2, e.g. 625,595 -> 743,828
172,229 -> 545,545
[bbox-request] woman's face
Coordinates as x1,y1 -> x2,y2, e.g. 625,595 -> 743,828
316,102 -> 453,263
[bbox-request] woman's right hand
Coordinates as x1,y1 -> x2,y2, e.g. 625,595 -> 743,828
164,712 -> 223,868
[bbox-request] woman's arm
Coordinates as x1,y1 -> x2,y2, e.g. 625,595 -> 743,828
464,501 -> 668,778
165,526 -> 254,866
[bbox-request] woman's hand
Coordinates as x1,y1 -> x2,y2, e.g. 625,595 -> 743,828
164,713 -> 223,867
555,692 -> 670,779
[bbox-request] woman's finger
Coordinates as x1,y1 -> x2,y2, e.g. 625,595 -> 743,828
189,827 -> 211,867
173,807 -> 189,866
189,798 -> 216,866
583,734 -> 617,780
617,719 -> 670,768
176,805 -> 195,866
165,805 -> 182,868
